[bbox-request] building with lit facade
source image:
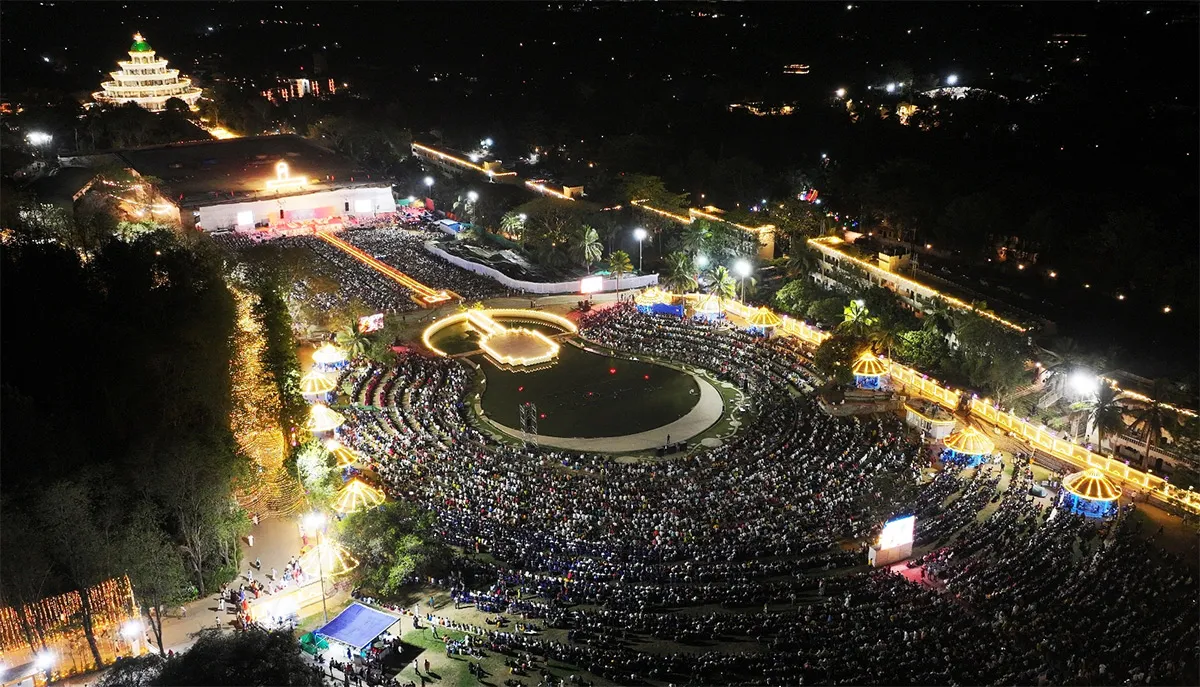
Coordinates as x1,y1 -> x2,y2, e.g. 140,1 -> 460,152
93,33 -> 202,112
98,135 -> 395,232
261,77 -> 340,105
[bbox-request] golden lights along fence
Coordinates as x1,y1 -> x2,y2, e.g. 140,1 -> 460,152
0,576 -> 140,667
687,292 -> 1199,514
525,180 -> 576,201
411,143 -> 517,177
317,231 -> 455,307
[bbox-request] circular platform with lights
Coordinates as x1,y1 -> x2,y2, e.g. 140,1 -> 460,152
424,309 -> 727,449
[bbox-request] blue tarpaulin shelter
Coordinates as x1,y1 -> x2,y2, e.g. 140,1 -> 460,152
315,603 -> 400,651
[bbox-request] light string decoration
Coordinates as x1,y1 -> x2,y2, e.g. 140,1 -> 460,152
230,287 -> 305,517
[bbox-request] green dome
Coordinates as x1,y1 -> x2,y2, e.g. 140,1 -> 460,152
130,33 -> 152,52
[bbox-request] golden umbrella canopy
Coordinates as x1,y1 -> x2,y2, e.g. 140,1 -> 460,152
694,293 -> 722,313
851,350 -> 889,377
312,342 -> 347,366
943,425 -> 996,456
635,286 -> 673,306
306,403 -> 345,433
300,370 -> 337,396
324,439 -> 360,467
333,478 -> 385,514
299,540 -> 359,578
748,307 -> 782,328
1062,468 -> 1121,502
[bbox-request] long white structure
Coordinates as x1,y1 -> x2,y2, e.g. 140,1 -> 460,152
194,184 -> 397,232
93,33 -> 202,111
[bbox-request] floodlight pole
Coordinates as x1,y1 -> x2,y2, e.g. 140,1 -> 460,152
315,527 -> 328,624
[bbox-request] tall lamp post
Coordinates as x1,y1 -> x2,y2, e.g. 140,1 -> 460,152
303,512 -> 329,624
734,259 -> 752,302
633,227 -> 647,273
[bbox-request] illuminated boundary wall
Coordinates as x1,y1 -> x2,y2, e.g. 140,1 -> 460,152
0,576 -> 142,680
424,242 -> 658,294
412,143 -> 518,180
678,292 -> 1200,514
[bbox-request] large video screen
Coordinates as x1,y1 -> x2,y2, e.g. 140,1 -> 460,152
579,276 -> 603,294
879,515 -> 916,549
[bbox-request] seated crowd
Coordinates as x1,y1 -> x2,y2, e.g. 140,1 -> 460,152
326,299 -> 1200,685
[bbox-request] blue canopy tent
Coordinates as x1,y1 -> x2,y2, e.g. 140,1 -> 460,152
315,603 -> 401,655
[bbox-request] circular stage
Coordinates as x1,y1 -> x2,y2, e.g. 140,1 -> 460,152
424,309 -> 726,450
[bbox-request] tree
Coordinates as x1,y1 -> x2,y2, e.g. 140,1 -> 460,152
780,244 -> 819,279
1126,379 -> 1181,468
154,627 -> 323,686
837,300 -> 879,338
814,333 -> 865,386
336,323 -> 369,361
1070,383 -> 1127,455
95,655 -> 165,687
499,211 -> 525,242
607,250 -> 633,291
661,251 -> 697,293
678,221 -> 712,257
35,481 -> 109,669
894,325 -> 951,375
294,440 -> 338,509
619,174 -> 689,212
121,503 -> 190,656
704,265 -> 737,305
337,501 -> 450,597
570,224 -> 603,273
807,297 -> 847,326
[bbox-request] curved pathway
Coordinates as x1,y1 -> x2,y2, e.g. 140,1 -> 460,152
482,372 -> 724,452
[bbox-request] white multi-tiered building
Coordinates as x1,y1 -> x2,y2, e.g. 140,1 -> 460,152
93,33 -> 202,112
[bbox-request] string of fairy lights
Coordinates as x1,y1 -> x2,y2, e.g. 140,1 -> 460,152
230,287 -> 305,517
0,577 -> 138,670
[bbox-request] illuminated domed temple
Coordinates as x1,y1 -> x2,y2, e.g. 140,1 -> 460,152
93,33 -> 202,111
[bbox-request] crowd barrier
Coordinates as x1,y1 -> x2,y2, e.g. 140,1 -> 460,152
424,242 -> 658,294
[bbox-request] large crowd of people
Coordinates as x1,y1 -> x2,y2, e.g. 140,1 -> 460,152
323,300 -> 1200,685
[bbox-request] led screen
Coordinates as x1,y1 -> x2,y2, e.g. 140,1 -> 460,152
879,515 -> 915,549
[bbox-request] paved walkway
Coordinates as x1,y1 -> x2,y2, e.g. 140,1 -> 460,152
151,516 -> 305,655
483,370 -> 724,452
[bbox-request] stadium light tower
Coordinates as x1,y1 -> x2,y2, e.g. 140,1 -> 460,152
633,227 -> 648,273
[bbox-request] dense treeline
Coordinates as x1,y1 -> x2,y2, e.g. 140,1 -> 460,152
0,230 -> 248,665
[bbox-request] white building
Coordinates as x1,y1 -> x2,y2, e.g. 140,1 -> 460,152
108,135 -> 396,232
93,33 -> 202,112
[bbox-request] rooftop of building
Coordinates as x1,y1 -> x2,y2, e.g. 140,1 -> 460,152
114,135 -> 383,208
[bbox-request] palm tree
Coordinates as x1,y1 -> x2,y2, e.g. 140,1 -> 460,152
336,325 -> 368,360
661,251 -> 697,293
923,297 -> 956,337
782,244 -> 818,279
1070,383 -> 1127,455
705,265 -> 737,306
679,221 -> 712,256
1126,379 -> 1181,468
607,250 -> 633,291
838,300 -> 879,338
570,224 -> 603,273
869,326 -> 898,360
499,212 -> 525,241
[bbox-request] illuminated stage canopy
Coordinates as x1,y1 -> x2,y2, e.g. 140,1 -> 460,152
300,370 -> 337,396
333,478 -> 385,514
422,309 -> 578,370
306,404 -> 345,433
